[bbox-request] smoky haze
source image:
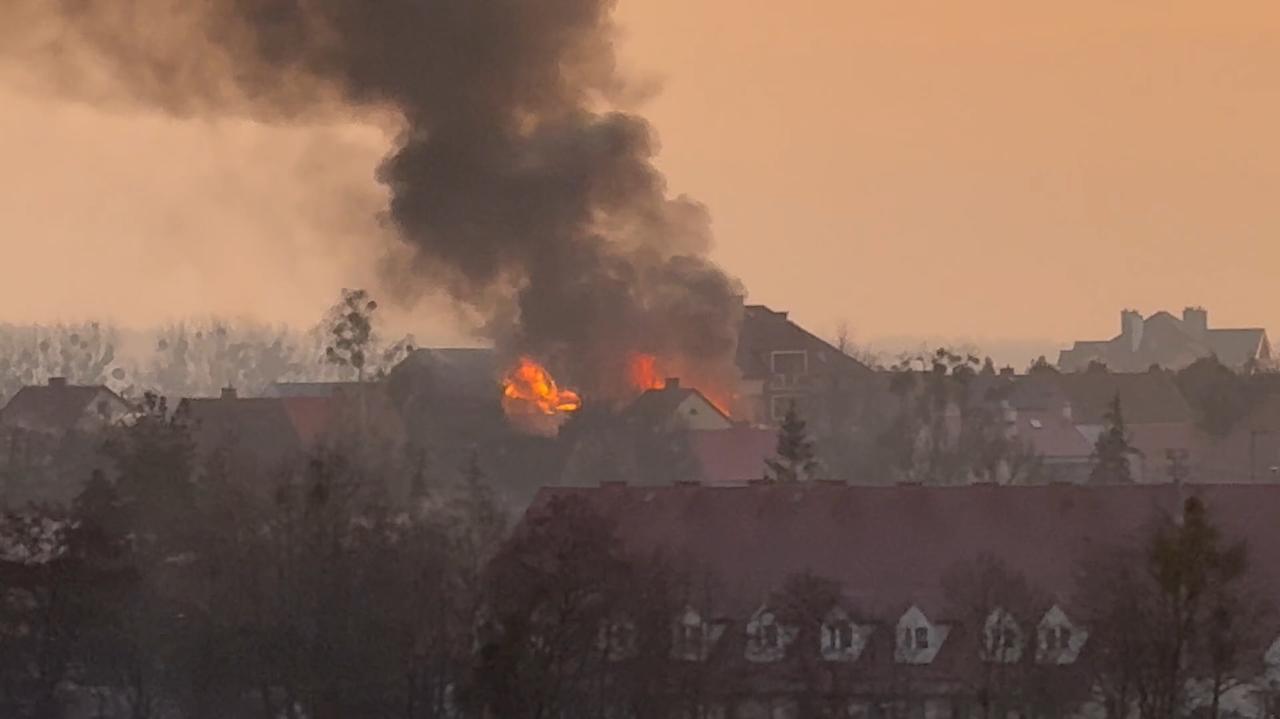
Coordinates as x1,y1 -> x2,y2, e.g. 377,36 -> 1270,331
0,0 -> 743,395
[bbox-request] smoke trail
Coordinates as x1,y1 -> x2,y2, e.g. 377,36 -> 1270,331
0,0 -> 743,395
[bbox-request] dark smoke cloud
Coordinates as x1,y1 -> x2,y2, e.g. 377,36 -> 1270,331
0,0 -> 743,395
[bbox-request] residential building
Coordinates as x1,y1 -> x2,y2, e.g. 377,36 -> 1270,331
0,377 -> 131,435
972,369 -> 1201,483
525,482 -> 1280,717
623,379 -> 733,433
735,305 -> 878,431
1058,307 -> 1272,372
0,377 -> 129,506
178,386 -> 405,480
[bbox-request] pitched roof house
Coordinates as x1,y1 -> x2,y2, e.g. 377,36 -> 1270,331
526,482 -> 1280,713
1058,307 -> 1272,372
736,305 -> 877,430
177,386 -> 405,477
970,369 -> 1201,483
0,377 -> 132,434
623,379 -> 733,432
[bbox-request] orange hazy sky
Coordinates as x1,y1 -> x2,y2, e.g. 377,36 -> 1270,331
1,1 -> 1278,361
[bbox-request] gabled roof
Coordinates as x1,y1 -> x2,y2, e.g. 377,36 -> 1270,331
0,382 -> 127,433
389,347 -> 500,405
529,483 -> 1280,623
1012,409 -> 1092,460
737,305 -> 872,380
179,396 -> 317,465
1206,328 -> 1268,368
624,384 -> 730,428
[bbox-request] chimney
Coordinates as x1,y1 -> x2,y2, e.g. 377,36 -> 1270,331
47,377 -> 67,388
1183,306 -> 1208,340
664,377 -> 681,390
220,386 -> 238,400
1121,309 -> 1144,352
1061,400 -> 1073,423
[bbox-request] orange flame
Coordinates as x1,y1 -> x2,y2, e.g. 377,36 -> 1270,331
502,357 -> 582,415
626,352 -> 665,392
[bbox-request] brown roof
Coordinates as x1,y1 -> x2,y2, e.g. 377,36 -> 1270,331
1012,409 -> 1092,460
531,483 -> 1280,621
180,396 -> 312,466
0,382 -> 126,433
737,305 -> 872,381
687,427 -> 777,484
1054,371 -> 1193,425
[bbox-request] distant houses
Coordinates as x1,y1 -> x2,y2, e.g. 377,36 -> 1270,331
969,368 -> 1199,483
0,377 -> 132,435
737,304 -> 877,429
1059,307 -> 1272,372
0,303 -> 1278,506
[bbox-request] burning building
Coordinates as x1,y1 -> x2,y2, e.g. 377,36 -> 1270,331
2,0 -> 746,422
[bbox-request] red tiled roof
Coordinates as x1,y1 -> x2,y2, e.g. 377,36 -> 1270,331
278,396 -> 336,445
1012,409 -> 1091,460
687,427 -> 777,484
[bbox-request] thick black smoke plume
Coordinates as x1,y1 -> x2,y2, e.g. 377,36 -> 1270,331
1,0 -> 743,396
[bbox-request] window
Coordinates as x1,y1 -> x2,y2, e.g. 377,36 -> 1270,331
679,622 -> 702,652
676,610 -> 706,659
903,626 -> 930,650
830,622 -> 855,651
1036,606 -> 1087,664
771,395 -> 803,421
1046,626 -> 1069,652
761,621 -> 780,649
771,350 -> 808,376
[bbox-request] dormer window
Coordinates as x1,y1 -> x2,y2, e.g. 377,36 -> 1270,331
1036,606 -> 1087,664
675,610 -> 705,660
745,606 -> 795,663
674,607 -> 725,662
598,618 -> 637,661
982,608 -> 1025,663
821,608 -> 872,662
896,606 -> 948,664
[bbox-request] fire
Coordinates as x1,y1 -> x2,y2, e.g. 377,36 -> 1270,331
626,351 -> 734,418
626,352 -> 665,392
501,357 -> 582,415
